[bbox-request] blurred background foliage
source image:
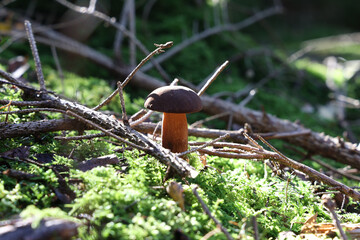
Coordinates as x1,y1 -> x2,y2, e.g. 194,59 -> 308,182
1,0 -> 359,138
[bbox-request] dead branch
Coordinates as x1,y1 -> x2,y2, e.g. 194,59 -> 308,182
24,20 -> 46,92
0,119 -> 85,139
322,195 -> 348,240
93,41 -> 173,110
192,186 -> 233,240
177,133 -> 230,157
197,60 -> 229,96
200,95 -> 360,170
0,69 -> 198,179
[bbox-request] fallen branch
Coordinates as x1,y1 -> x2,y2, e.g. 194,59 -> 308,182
0,68 -> 198,179
195,135 -> 360,201
192,186 -> 233,240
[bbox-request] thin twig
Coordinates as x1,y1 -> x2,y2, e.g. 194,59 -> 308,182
0,68 -> 27,86
51,46 -> 65,95
152,121 -> 161,141
0,100 -> 12,110
190,111 -> 229,128
252,216 -> 259,240
117,82 -> 129,125
130,110 -> 153,127
192,186 -> 233,240
93,41 -> 173,110
189,141 -> 259,152
5,100 -> 11,123
198,148 -> 264,160
128,0 -> 136,67
201,227 -> 221,240
256,134 -> 288,161
286,145 -> 360,182
322,195 -> 348,240
243,132 -> 264,150
113,0 -> 131,59
177,133 -> 230,157
129,109 -> 147,122
198,60 -> 229,96
24,20 -> 46,92
65,110 -> 148,151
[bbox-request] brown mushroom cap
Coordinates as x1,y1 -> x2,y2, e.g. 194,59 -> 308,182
144,86 -> 202,113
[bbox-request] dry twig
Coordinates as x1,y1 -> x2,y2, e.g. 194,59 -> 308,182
24,20 -> 46,92
192,186 -> 233,240
93,41 -> 173,110
198,60 -> 229,96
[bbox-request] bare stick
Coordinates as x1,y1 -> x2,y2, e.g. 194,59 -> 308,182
117,82 -> 129,125
177,133 -> 230,157
113,0 -> 131,59
0,67 -> 27,86
128,0 -> 136,67
93,41 -> 173,110
152,121 -> 162,141
287,145 -> 360,182
198,60 -> 229,96
122,41 -> 173,88
0,100 -> 12,110
24,20 -> 46,92
190,111 -> 229,128
198,148 -> 264,160
189,141 -> 259,152
192,186 -> 233,240
201,227 -> 221,240
322,195 -> 348,240
5,101 -> 12,122
130,110 -> 153,127
88,0 -> 97,13
65,110 -> 147,151
252,216 -> 259,240
129,109 -> 147,122
243,132 -> 264,150
51,46 -> 65,94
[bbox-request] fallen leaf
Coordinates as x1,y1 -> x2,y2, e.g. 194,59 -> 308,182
166,181 -> 185,211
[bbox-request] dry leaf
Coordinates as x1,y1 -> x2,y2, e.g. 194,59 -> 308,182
166,181 -> 185,211
199,154 -> 207,166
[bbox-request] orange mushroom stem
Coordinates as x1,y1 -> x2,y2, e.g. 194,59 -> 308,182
162,113 -> 188,153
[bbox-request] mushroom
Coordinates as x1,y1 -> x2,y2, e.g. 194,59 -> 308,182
144,85 -> 202,155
